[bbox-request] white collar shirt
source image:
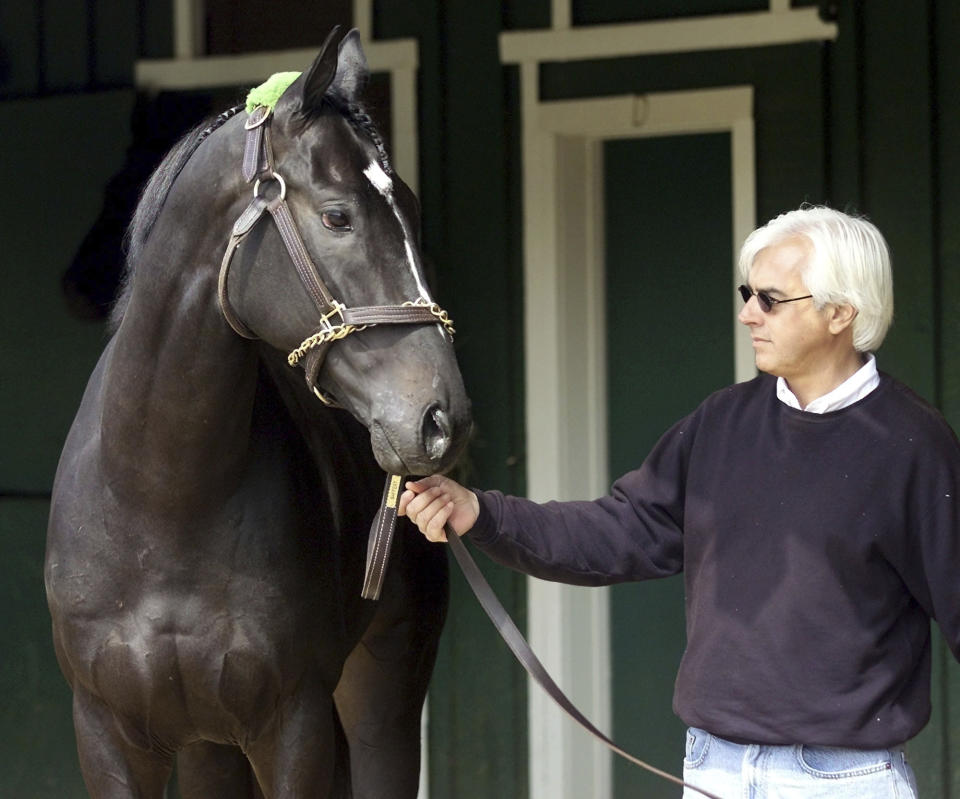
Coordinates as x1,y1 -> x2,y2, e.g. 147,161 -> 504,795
776,353 -> 880,413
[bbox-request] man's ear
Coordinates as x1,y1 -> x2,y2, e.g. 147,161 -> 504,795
828,303 -> 858,335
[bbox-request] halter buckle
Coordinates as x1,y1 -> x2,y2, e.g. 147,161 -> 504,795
288,301 -> 365,367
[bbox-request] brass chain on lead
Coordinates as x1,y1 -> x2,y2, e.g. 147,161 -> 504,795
287,301 -> 368,366
288,299 -> 456,368
403,299 -> 456,337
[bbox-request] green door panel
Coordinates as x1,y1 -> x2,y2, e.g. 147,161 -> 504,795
604,132 -> 732,797
0,498 -> 85,798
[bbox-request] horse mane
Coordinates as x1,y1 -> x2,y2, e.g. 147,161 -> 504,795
343,100 -> 392,174
109,96 -> 390,333
109,106 -> 243,332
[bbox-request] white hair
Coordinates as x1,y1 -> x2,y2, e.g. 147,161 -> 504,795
737,206 -> 894,352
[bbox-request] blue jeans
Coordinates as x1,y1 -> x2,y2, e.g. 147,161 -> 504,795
682,727 -> 919,799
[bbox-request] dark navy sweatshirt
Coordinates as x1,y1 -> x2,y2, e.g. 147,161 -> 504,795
469,373 -> 960,747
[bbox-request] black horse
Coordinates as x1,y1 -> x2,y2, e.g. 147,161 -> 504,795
45,28 -> 471,798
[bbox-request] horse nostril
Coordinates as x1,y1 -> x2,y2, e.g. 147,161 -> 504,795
422,405 -> 452,462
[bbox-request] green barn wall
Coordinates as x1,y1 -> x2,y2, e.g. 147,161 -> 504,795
0,89 -> 137,795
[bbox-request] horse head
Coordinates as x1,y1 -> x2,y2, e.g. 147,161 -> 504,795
220,28 -> 471,476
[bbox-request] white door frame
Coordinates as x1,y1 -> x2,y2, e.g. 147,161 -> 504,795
516,78 -> 756,798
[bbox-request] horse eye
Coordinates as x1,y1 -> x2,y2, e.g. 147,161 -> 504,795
321,209 -> 352,231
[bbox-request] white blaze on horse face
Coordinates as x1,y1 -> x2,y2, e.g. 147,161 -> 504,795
363,160 -> 392,193
363,161 -> 432,302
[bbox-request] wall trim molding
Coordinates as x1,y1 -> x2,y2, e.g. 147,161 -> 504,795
501,3 -> 836,63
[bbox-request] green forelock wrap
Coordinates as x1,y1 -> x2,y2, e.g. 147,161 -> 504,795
245,71 -> 303,113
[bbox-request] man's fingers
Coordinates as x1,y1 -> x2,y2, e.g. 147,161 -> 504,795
400,485 -> 447,520
398,481 -> 429,516
397,489 -> 416,517
403,476 -> 444,496
398,484 -> 431,517
398,475 -> 474,543
425,502 -> 454,542
413,494 -> 453,540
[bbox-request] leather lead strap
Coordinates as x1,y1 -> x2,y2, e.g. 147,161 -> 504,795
361,474 -> 403,600
444,524 -> 726,799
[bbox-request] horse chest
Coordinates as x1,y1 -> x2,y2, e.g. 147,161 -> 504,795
50,502 -> 352,744
72,589 -> 322,745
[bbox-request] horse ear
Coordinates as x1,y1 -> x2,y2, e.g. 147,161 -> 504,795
292,27 -> 369,118
329,29 -> 369,103
296,26 -> 343,114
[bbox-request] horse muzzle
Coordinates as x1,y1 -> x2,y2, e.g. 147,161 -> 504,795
368,400 -> 471,476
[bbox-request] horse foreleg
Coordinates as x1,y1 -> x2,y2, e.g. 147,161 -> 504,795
244,686 -> 351,799
334,530 -> 449,799
177,741 -> 264,799
72,686 -> 173,799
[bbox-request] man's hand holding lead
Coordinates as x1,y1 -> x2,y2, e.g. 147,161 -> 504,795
398,475 -> 479,542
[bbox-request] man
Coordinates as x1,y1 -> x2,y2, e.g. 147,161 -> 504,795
399,206 -> 959,797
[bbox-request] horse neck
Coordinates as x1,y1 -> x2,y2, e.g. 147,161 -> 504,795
100,138 -> 258,513
259,352 -> 384,514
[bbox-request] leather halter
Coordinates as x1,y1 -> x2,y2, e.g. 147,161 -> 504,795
217,104 -> 455,405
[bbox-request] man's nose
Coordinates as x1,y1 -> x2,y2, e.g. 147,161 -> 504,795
738,296 -> 762,326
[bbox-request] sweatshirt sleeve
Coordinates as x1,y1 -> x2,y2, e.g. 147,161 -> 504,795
897,415 -> 960,662
466,414 -> 694,586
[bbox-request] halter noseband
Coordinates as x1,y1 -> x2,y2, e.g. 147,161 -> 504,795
217,104 -> 455,405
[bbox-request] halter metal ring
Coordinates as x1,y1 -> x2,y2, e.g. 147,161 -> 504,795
254,172 -> 286,201
244,106 -> 272,129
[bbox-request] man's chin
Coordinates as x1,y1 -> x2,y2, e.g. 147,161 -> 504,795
753,355 -> 777,376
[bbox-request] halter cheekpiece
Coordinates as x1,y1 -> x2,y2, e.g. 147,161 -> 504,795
217,103 -> 455,405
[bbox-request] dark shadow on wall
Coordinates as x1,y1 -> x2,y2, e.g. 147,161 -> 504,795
61,88 -> 242,319
60,70 -> 393,321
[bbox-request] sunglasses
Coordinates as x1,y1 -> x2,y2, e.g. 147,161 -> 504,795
738,284 -> 813,313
